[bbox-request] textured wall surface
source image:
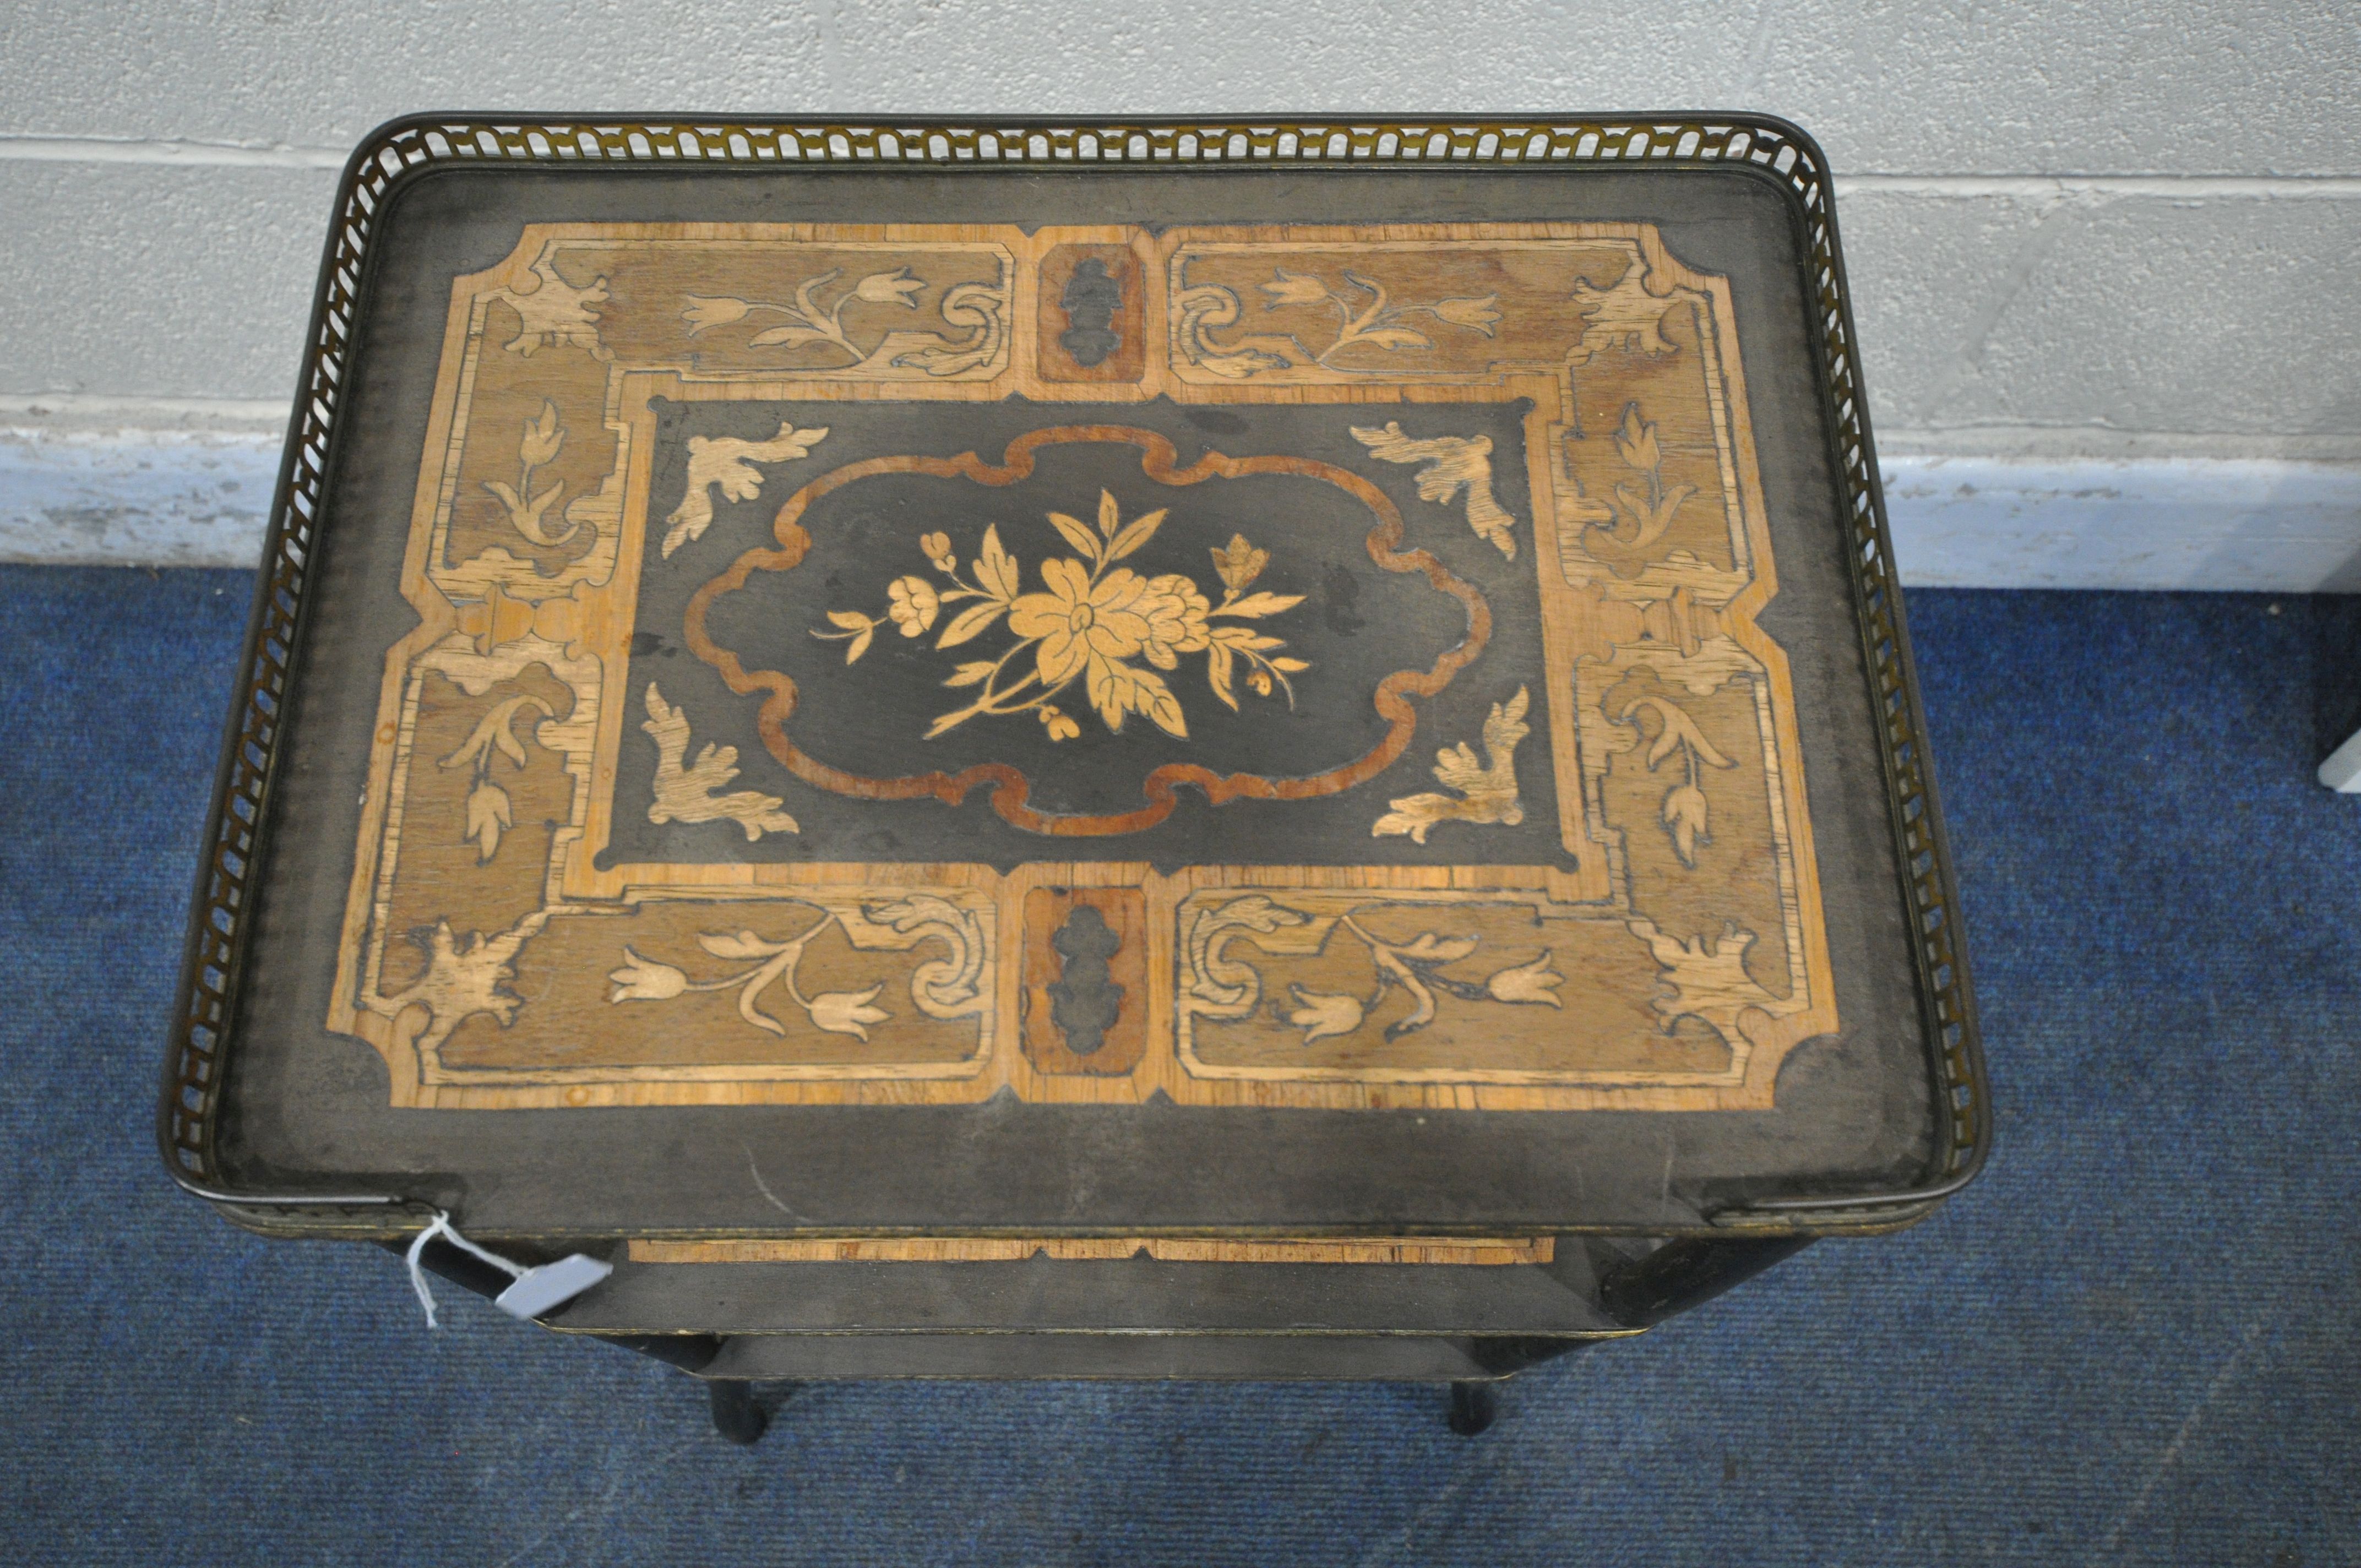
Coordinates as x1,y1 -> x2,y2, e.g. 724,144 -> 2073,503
3,1 -> 2358,581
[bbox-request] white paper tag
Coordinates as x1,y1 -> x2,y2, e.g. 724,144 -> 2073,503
493,1253 -> 615,1320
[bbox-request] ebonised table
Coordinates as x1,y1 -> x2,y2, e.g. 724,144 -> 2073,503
161,114 -> 1987,1441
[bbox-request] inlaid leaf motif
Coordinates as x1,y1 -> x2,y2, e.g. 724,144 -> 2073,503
747,323 -> 834,349
934,600 -> 1007,651
1207,641 -> 1238,710
1582,404 -> 1695,572
1373,687 -> 1530,843
1102,505 -> 1167,564
481,401 -> 575,549
1350,423 -> 1519,557
379,914 -> 547,1054
1217,591 -> 1306,619
1047,510 -> 1102,562
1617,695 -> 1738,868
1570,266 -> 1681,361
975,525 -> 1021,601
1627,918 -> 1776,1054
699,930 -> 790,961
438,694 -> 552,864
641,683 -> 799,840
1087,651 -> 1187,738
822,609 -> 875,664
1635,697 -> 1732,772
491,259 -> 609,358
661,422 -> 829,558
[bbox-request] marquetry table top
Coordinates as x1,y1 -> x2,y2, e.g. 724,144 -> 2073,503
172,136 -> 1979,1245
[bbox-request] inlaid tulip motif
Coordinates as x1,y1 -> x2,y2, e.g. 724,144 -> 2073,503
1283,915 -> 1565,1045
608,913 -> 892,1041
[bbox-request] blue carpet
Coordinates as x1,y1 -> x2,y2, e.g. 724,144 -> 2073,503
1,565 -> 2354,1567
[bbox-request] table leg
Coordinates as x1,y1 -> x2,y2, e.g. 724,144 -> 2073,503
1447,1381 -> 1499,1436
708,1378 -> 768,1445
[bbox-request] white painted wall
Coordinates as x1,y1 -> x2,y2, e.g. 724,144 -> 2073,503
3,0 -> 2358,585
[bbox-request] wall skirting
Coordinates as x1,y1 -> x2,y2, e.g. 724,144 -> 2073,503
2,419 -> 2357,591
1878,454 -> 2361,592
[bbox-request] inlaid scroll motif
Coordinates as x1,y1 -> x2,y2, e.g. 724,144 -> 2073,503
681,265 -> 1008,378
607,895 -> 989,1038
1181,892 -> 1564,1048
1172,266 -> 1499,378
1180,894 -> 1309,1022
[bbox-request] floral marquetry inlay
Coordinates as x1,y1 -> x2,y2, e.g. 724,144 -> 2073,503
817,491 -> 1307,742
333,218 -> 1837,1114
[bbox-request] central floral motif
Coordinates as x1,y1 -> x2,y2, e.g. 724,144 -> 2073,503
814,491 -> 1307,741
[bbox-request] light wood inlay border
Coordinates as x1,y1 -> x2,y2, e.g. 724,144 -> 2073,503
629,1236 -> 1557,1266
327,221 -> 1837,1113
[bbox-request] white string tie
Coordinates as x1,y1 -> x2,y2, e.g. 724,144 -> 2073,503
401,1211 -> 615,1328
403,1211 -> 526,1329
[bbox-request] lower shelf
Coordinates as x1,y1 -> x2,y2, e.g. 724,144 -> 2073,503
694,1331 -> 1608,1382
